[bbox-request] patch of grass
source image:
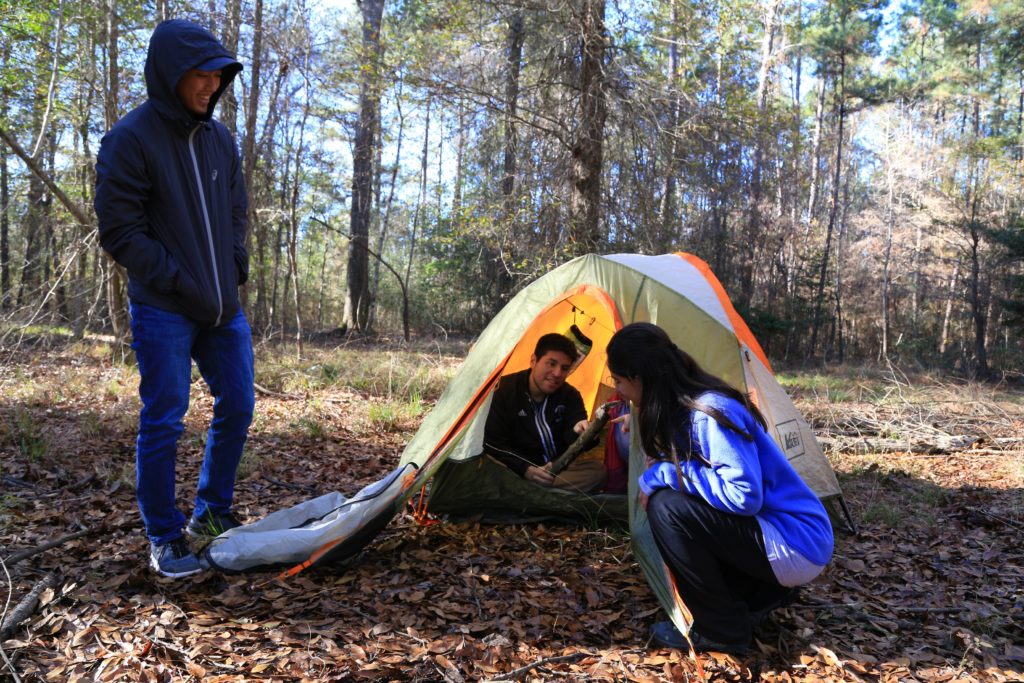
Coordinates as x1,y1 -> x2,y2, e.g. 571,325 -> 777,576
860,501 -> 905,527
94,460 -> 135,490
8,407 -> 49,462
3,371 -> 48,403
104,376 -> 133,401
17,323 -> 75,338
290,415 -> 326,439
908,482 -> 948,508
79,410 -> 106,437
836,458 -> 950,529
256,344 -> 459,403
367,398 -> 425,433
113,408 -> 140,435
778,372 -> 853,394
235,445 -> 266,480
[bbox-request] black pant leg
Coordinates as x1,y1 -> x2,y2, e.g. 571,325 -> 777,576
646,488 -> 787,644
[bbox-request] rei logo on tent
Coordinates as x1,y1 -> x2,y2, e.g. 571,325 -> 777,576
775,419 -> 806,460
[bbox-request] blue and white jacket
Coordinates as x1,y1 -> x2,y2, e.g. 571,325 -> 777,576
639,392 -> 834,567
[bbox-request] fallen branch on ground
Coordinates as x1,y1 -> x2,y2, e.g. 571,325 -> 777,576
254,381 -> 295,398
483,652 -> 586,682
817,434 -> 981,454
964,506 -> 1024,532
1,476 -> 38,490
2,530 -> 91,568
0,571 -> 59,640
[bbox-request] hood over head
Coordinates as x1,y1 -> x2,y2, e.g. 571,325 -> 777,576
145,19 -> 242,123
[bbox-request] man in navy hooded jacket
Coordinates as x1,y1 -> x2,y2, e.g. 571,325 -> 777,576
96,20 -> 254,578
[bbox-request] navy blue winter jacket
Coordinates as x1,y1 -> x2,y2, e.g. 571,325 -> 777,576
95,20 -> 248,327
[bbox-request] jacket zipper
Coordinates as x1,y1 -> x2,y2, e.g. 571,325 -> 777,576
188,124 -> 224,326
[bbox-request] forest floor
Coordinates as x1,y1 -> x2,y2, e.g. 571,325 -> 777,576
1,336 -> 1023,682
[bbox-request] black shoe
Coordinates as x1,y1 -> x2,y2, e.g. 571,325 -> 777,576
186,510 -> 243,538
650,621 -> 749,655
750,586 -> 801,625
149,538 -> 204,578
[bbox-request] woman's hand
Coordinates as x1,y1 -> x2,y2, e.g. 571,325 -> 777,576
611,413 -> 631,433
573,419 -> 590,434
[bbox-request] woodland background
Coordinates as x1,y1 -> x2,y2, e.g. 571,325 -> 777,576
1,0 -> 1024,369
2,2 -> 1024,680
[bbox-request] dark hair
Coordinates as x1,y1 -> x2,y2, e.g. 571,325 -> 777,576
534,333 -> 579,363
606,322 -> 767,460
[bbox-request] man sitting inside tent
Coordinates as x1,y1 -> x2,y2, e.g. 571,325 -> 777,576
483,333 -> 606,493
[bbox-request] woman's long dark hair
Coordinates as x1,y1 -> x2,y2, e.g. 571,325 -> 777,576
606,322 -> 767,461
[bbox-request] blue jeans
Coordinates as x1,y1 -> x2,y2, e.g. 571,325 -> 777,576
130,301 -> 255,545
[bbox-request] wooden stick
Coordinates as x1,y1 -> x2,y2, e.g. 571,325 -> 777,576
483,652 -> 586,682
0,571 -> 59,639
2,530 -> 91,568
1,476 -> 38,491
253,381 -> 294,398
964,506 -> 1024,532
549,401 -> 620,476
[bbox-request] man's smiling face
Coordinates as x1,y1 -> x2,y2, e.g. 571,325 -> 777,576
527,350 -> 574,401
176,68 -> 221,117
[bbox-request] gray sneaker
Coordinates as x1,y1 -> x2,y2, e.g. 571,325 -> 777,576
150,537 -> 204,578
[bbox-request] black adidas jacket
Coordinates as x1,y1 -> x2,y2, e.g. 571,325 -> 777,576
483,369 -> 590,477
95,20 -> 248,327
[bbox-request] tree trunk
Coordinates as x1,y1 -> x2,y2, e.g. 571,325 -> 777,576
939,260 -> 959,356
804,76 -> 827,228
217,0 -> 242,137
252,25 -> 289,333
968,218 -> 989,378
404,96 -> 432,342
103,0 -> 129,338
70,19 -> 97,338
286,73 -> 311,359
17,63 -> 51,311
740,0 -> 782,309
966,36 -> 989,379
880,112 -> 895,361
241,0 -> 263,320
658,0 -> 682,253
911,221 -> 922,334
1,41 -> 10,311
493,9 -> 525,300
568,0 -> 606,252
369,96 -> 404,331
502,11 -> 524,206
452,93 -> 466,227
344,0 -> 385,333
809,54 -> 846,358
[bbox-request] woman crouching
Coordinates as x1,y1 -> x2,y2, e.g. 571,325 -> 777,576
606,322 -> 834,655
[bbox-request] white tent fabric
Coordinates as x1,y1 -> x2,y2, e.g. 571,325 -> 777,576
203,463 -> 415,573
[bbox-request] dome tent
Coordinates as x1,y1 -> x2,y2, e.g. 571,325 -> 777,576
203,253 -> 848,640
